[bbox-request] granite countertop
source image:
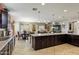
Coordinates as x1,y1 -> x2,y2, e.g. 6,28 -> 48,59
31,33 -> 79,37
31,33 -> 65,37
67,33 -> 79,35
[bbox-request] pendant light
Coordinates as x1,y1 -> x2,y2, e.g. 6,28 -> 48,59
38,10 -> 41,23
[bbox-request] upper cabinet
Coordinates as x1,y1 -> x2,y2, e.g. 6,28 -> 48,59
0,4 -> 8,30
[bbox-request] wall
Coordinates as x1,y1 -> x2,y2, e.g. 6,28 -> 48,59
60,21 -> 79,33
74,21 -> 79,33
60,21 -> 69,33
19,21 -> 70,33
8,14 -> 15,35
19,22 -> 46,33
20,23 -> 34,32
14,22 -> 20,34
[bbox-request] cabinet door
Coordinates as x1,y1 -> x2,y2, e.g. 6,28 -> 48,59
35,37 -> 42,50
60,35 -> 66,43
65,35 -> 72,44
51,35 -> 55,46
55,35 -> 60,45
66,35 -> 72,44
71,35 -> 79,46
55,35 -> 65,46
41,36 -> 47,48
46,36 -> 54,47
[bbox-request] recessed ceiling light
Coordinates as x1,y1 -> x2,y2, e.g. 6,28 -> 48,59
58,16 -> 61,18
64,10 -> 68,12
41,3 -> 45,5
62,23 -> 65,25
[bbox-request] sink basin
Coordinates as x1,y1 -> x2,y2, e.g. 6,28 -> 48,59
0,36 -> 10,41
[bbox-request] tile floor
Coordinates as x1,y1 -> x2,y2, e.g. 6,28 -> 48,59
12,38 -> 79,55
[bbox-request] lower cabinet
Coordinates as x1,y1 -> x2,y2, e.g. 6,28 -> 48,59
50,36 -> 55,46
55,35 -> 60,45
32,35 -> 66,50
47,36 -> 55,47
71,35 -> 79,46
33,37 -> 42,50
66,35 -> 79,46
55,35 -> 65,45
41,36 -> 47,48
32,34 -> 79,50
66,35 -> 72,44
32,36 -> 54,50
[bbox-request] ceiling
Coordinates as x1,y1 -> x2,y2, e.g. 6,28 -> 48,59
4,3 -> 79,22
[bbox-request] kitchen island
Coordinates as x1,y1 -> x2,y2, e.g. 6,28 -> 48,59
31,33 -> 79,50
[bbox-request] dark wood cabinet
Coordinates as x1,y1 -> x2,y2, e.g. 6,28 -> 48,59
32,37 -> 42,50
32,35 -> 66,50
32,34 -> 79,50
51,36 -> 55,46
41,36 -> 47,48
32,36 -> 55,50
66,35 -> 72,44
66,35 -> 79,46
46,36 -> 55,47
71,35 -> 79,46
55,35 -> 65,45
55,35 -> 61,45
0,8 -> 8,29
46,36 -> 51,47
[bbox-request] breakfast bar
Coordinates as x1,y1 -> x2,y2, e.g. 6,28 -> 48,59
31,33 -> 79,50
